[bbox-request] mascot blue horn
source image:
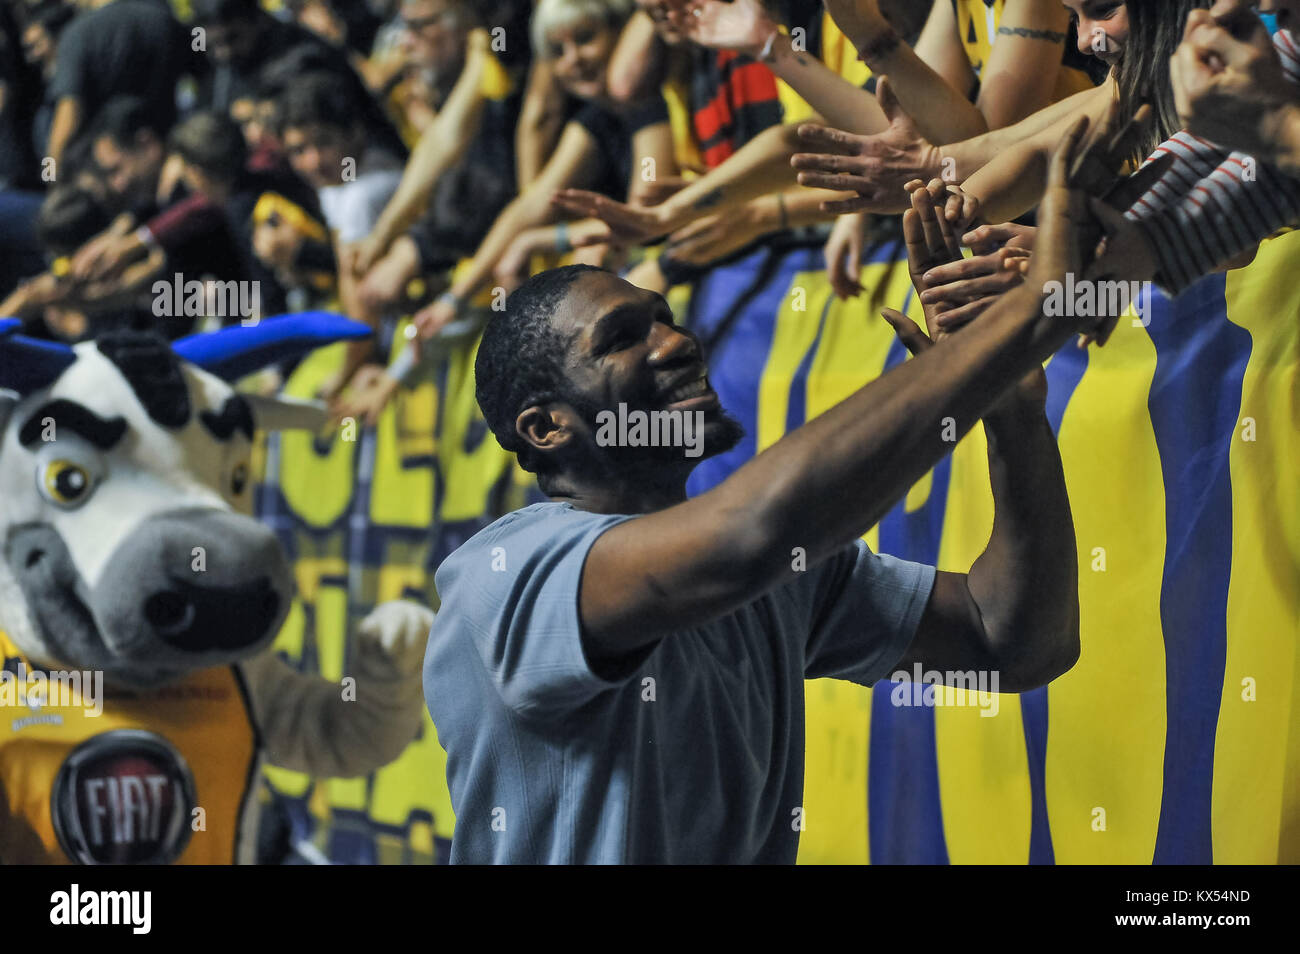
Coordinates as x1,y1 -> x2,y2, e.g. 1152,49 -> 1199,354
0,316 -> 433,864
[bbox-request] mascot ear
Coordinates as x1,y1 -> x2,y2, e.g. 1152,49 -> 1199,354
0,391 -> 14,442
0,323 -> 77,396
172,312 -> 372,382
243,393 -> 330,433
1,320 -> 20,438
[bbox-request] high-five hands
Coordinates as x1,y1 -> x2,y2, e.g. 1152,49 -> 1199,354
911,101 -> 1173,352
883,111 -> 1161,382
900,200 -> 1035,334
880,177 -> 1048,408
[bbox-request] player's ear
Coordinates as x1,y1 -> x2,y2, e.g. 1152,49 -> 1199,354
516,403 -> 580,458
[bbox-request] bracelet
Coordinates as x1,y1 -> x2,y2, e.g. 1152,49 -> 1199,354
555,220 -> 572,254
386,343 -> 417,383
856,26 -> 901,66
437,290 -> 463,312
134,225 -> 160,252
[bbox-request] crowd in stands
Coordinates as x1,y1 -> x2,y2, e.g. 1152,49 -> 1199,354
1,0 -> 1298,442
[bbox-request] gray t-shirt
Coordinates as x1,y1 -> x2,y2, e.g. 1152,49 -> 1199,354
424,501 -> 935,864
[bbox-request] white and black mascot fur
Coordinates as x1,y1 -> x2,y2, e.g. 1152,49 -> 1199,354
0,316 -> 431,864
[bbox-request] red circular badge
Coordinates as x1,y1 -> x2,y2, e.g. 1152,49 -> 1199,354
52,730 -> 197,864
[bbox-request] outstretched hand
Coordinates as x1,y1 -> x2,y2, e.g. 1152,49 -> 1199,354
791,78 -> 943,215
669,0 -> 780,56
551,190 -> 667,246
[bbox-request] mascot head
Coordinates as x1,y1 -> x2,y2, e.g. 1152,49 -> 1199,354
0,315 -> 369,689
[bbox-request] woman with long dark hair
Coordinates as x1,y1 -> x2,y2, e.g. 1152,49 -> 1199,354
1113,0 -> 1213,159
940,0 -> 1211,225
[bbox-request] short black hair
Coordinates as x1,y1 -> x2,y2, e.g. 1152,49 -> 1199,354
26,0 -> 76,36
89,95 -> 164,149
191,0 -> 260,25
278,71 -> 362,135
168,111 -> 247,180
257,45 -> 345,102
475,265 -> 604,476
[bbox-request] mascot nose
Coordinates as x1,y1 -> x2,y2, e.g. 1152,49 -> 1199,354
142,575 -> 281,649
95,508 -> 293,655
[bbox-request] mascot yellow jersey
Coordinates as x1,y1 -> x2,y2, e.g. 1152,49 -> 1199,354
0,631 -> 259,864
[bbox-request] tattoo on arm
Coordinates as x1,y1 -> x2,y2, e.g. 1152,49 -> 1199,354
997,26 -> 1068,43
692,188 -> 725,211
858,28 -> 901,64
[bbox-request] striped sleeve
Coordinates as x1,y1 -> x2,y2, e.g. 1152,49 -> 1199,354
1276,27 -> 1300,85
1118,29 -> 1300,297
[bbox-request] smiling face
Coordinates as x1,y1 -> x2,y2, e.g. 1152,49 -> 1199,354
545,16 -> 619,101
527,270 -> 743,477
1063,0 -> 1130,65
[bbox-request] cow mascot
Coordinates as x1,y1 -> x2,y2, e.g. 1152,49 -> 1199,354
0,316 -> 432,864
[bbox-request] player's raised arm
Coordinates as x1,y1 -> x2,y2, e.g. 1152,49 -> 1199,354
573,120 -> 1103,677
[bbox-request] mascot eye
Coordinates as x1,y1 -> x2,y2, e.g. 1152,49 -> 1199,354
42,460 -> 94,507
231,462 -> 249,496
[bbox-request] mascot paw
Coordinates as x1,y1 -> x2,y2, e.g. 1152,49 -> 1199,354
356,601 -> 434,675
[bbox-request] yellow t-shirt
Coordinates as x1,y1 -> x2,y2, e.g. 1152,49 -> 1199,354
0,631 -> 259,864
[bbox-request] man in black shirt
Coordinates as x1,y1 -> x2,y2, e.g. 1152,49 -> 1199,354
45,0 -> 190,163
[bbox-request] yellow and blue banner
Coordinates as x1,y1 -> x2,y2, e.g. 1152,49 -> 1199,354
686,233 -> 1299,865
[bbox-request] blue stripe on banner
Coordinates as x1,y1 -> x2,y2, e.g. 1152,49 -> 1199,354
686,246 -> 827,496
1144,275 -> 1251,864
869,299 -> 951,865
785,292 -> 835,434
1023,338 -> 1091,865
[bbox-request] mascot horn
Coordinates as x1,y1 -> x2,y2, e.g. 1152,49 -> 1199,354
0,315 -> 433,864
